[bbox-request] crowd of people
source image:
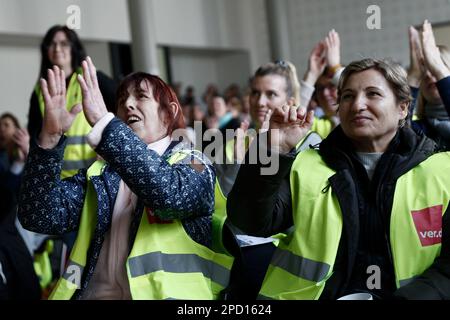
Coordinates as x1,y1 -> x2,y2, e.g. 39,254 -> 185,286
1,19 -> 450,300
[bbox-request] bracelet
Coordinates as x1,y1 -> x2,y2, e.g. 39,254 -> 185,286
327,64 -> 342,77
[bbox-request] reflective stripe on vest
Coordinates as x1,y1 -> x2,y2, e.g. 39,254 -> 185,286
50,150 -> 233,300
35,69 -> 96,178
212,180 -> 228,254
259,149 -> 450,300
128,251 -> 230,288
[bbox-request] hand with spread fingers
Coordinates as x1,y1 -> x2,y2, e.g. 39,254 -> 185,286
269,105 -> 314,154
39,66 -> 82,149
421,20 -> 450,81
76,56 -> 108,127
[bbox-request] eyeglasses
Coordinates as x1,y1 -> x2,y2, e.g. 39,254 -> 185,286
275,60 -> 288,68
315,83 -> 336,92
47,41 -> 71,50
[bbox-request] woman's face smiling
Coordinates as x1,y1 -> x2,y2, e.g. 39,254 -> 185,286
339,68 -> 408,152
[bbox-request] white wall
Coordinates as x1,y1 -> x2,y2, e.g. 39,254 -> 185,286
171,49 -> 219,107
0,0 -> 130,41
286,0 -> 450,77
0,38 -> 40,127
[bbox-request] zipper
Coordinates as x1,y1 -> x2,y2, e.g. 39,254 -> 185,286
375,172 -> 394,267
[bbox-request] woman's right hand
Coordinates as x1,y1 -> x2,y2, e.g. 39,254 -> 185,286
39,66 -> 82,149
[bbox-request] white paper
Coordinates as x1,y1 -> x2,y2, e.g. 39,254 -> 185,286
235,234 -> 275,247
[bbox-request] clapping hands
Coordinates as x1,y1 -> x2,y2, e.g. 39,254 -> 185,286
421,20 -> 450,81
304,29 -> 341,86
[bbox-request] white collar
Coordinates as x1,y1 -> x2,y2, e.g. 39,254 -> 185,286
147,135 -> 172,156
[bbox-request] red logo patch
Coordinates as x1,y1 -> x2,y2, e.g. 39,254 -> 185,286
411,205 -> 442,247
146,207 -> 173,224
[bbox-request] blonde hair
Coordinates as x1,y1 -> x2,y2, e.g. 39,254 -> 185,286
416,45 -> 450,119
252,60 -> 301,105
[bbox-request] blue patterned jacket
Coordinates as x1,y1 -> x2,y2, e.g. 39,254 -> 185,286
18,118 -> 215,299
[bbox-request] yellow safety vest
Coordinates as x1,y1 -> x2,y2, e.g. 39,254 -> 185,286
49,151 -> 234,300
311,118 -> 333,139
213,132 -> 322,254
259,149 -> 450,299
35,69 -> 96,178
33,239 -> 54,290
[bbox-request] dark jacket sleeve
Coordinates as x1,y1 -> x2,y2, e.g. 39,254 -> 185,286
226,135 -> 295,237
97,71 -> 117,113
17,137 -> 87,235
393,202 -> 450,299
436,76 -> 450,117
95,118 -> 215,220
27,91 -> 43,140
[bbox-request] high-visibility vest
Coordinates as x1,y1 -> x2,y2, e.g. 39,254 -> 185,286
311,118 -> 333,139
33,239 -> 54,290
49,151 -> 234,300
35,69 -> 96,178
259,149 -> 450,299
212,132 -> 322,255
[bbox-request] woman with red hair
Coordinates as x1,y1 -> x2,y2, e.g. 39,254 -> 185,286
18,58 -> 232,300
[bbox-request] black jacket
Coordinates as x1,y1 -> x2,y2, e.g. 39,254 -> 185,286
227,126 -> 450,299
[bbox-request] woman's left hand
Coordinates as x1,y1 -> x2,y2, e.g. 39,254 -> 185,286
76,56 -> 108,126
422,20 -> 450,81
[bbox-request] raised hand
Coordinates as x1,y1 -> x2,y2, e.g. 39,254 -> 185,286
408,25 -> 424,87
304,41 -> 327,86
39,66 -> 82,149
77,56 -> 108,126
325,29 -> 341,69
269,105 -> 314,154
421,20 -> 450,81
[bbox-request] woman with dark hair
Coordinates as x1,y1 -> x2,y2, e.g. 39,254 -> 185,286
18,57 -> 232,300
28,25 -> 117,178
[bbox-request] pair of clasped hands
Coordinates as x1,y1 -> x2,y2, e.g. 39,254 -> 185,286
38,57 -> 107,149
